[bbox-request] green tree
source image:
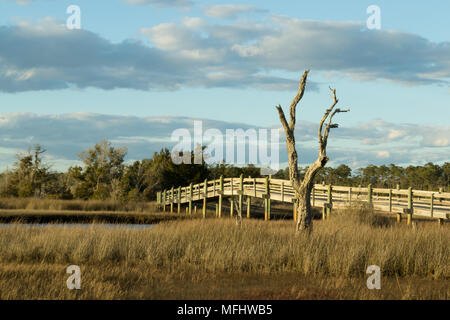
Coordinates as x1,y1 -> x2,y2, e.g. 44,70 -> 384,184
70,140 -> 127,200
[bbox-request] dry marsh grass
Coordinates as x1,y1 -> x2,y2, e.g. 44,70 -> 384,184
0,207 -> 448,299
0,197 -> 156,212
0,209 -> 188,224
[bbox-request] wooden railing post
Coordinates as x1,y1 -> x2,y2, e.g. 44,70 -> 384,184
156,191 -> 161,210
430,193 -> 434,218
162,190 -> 166,212
231,178 -> 234,196
312,186 -> 315,207
281,181 -> 284,202
177,186 -> 181,214
238,174 -> 243,218
189,183 -> 193,215
247,176 -> 251,218
348,187 -> 352,203
203,179 -> 207,218
389,189 -> 392,212
268,177 -> 271,220
264,176 -> 271,221
170,187 -> 174,214
219,176 -> 223,218
196,183 -> 200,201
326,184 -> 332,218
368,184 -> 373,206
407,187 -> 413,225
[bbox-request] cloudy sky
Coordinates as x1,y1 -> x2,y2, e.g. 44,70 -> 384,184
0,0 -> 449,171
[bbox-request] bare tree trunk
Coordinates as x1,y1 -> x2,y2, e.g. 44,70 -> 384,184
276,70 -> 349,232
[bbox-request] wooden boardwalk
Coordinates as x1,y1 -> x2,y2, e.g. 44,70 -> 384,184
157,176 -> 450,224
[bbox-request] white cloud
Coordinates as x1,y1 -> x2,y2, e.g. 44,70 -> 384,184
427,138 -> 449,147
0,16 -> 449,93
387,129 -> 406,140
203,5 -> 266,19
376,151 -> 390,159
2,0 -> 193,6
0,113 -> 448,171
124,0 -> 193,7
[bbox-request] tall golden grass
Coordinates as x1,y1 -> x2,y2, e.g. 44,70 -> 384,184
0,197 -> 155,212
0,204 -> 448,299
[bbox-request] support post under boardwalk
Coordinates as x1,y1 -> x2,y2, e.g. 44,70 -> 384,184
247,196 -> 251,218
215,203 -> 218,217
189,183 -> 193,215
230,197 -> 234,217
218,175 -> 223,218
202,179 -> 207,218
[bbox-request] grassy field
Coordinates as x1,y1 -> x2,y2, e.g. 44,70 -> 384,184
0,203 -> 448,300
0,197 -> 157,212
0,198 -> 192,224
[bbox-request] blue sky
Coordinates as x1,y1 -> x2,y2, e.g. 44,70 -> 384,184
0,0 -> 449,171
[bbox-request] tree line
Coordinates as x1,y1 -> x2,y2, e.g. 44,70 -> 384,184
0,140 -> 448,201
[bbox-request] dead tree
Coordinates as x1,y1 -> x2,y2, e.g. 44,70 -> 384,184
276,70 -> 349,232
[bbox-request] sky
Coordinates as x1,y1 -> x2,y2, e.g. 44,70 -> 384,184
0,0 -> 449,171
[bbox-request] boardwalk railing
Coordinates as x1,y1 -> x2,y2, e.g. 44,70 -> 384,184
157,176 -> 450,224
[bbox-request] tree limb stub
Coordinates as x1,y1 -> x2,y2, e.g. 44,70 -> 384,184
288,70 -> 310,131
